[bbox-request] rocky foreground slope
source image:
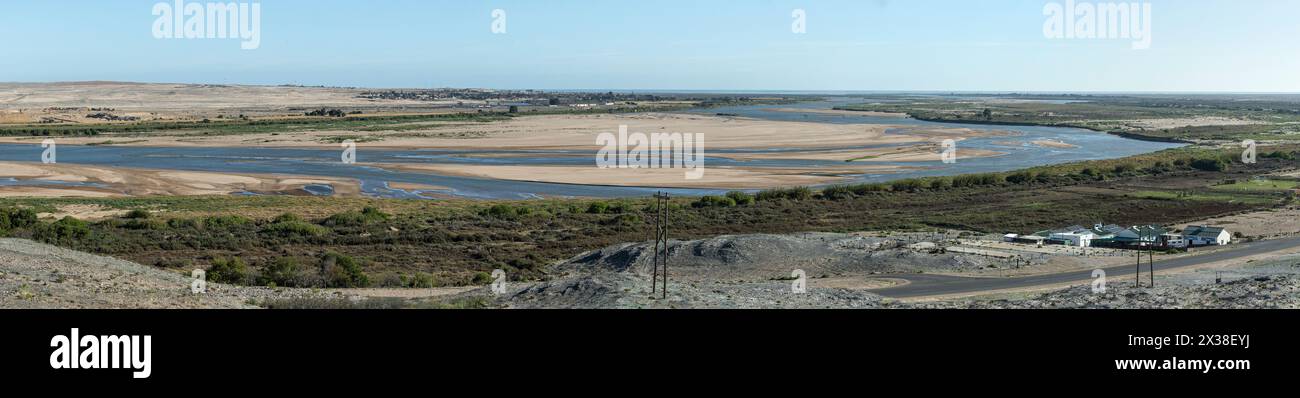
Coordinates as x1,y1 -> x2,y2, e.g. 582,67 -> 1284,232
495,234 -> 1300,309
0,238 -> 344,309
5,233 -> 1299,309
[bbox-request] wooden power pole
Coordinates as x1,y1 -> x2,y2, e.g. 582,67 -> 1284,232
650,192 -> 671,299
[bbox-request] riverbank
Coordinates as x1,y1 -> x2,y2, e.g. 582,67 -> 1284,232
0,161 -> 360,198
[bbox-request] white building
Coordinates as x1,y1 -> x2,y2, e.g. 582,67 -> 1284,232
1183,226 -> 1231,246
1049,231 -> 1095,247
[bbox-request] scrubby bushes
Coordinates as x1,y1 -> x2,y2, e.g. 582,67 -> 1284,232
262,221 -> 328,237
167,218 -> 203,229
272,213 -> 303,223
1005,171 -> 1037,184
124,209 -> 151,219
323,206 -> 390,227
319,252 -> 369,288
259,257 -> 307,287
951,173 -> 1004,188
207,257 -> 251,285
203,215 -> 251,229
481,204 -> 536,220
586,202 -> 610,214
692,195 -> 736,208
398,272 -> 435,288
725,191 -> 755,206
471,271 -> 494,285
0,207 -> 38,232
890,179 -> 925,192
756,186 -> 812,201
122,218 -> 165,230
1191,158 -> 1228,172
33,217 -> 90,245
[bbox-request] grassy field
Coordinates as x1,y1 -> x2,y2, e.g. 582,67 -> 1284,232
1211,179 -> 1300,192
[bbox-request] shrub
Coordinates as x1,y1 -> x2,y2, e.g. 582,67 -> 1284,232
850,183 -> 890,195
122,219 -> 165,230
319,252 -> 369,288
272,213 -> 303,223
606,213 -> 642,226
951,173 -> 1003,188
263,221 -> 328,237
207,257 -> 251,285
890,179 -> 925,192
757,186 -> 812,201
1005,171 -> 1037,184
260,257 -> 306,287
471,271 -> 494,285
725,191 -> 755,205
323,207 -> 389,227
400,272 -> 436,288
586,202 -> 610,214
123,209 -> 151,219
0,207 -> 38,231
929,178 -> 951,190
203,215 -> 251,229
167,218 -> 203,229
1190,158 -> 1228,172
33,216 -> 90,244
483,204 -> 519,219
692,195 -> 736,208
821,185 -> 855,200
361,206 -> 390,220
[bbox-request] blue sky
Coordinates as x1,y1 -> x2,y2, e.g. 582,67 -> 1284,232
2,0 -> 1298,92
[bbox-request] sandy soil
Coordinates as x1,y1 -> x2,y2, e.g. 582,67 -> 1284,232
1120,117 -> 1265,130
712,144 -> 1005,163
386,182 -> 451,191
374,163 -> 895,189
0,112 -> 964,151
0,161 -> 360,198
0,81 -> 436,114
1030,139 -> 1078,149
760,107 -> 909,118
37,204 -> 129,220
1173,207 -> 1300,239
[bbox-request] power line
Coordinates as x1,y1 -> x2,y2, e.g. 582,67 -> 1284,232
650,192 -> 671,299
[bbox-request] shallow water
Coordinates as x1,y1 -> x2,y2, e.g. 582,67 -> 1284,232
0,99 -> 1182,199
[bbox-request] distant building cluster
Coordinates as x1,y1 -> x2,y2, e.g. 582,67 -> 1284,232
1004,223 -> 1232,249
355,89 -> 667,105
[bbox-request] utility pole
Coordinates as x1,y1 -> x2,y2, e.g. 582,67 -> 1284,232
1149,232 -> 1155,288
1135,231 -> 1141,288
650,192 -> 671,299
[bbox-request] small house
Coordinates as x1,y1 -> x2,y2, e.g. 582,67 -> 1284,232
1183,226 -> 1231,246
